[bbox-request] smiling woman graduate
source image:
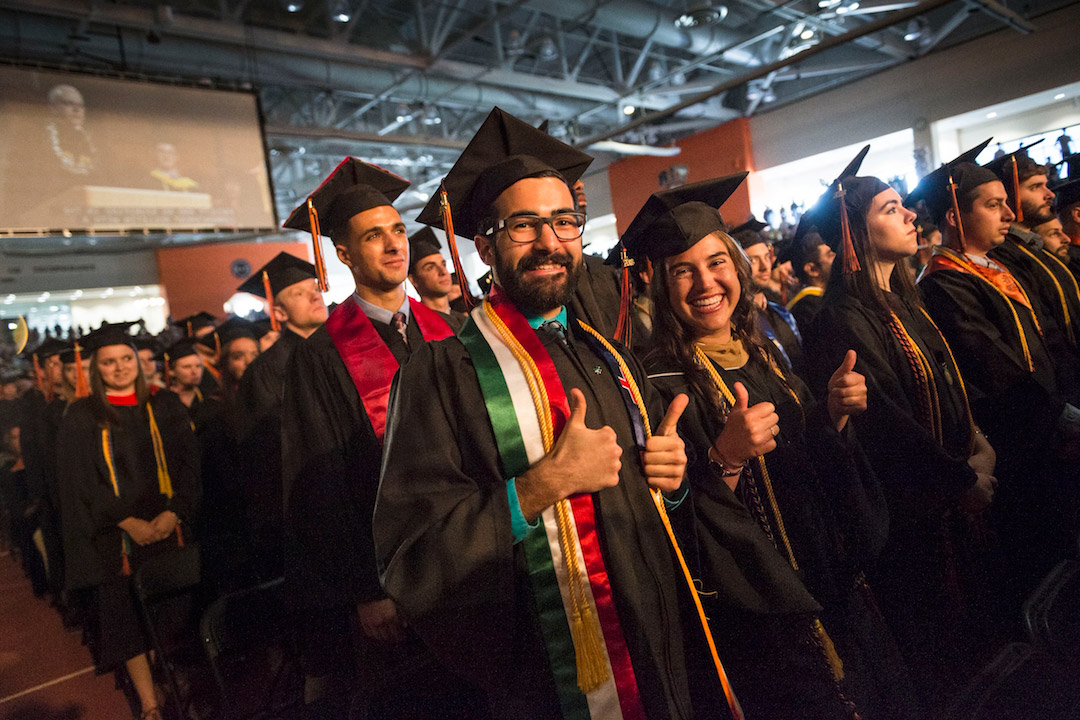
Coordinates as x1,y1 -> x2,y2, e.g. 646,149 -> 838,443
55,325 -> 198,720
627,170 -> 917,720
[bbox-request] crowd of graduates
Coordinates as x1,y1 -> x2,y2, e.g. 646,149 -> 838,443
2,107 -> 1080,720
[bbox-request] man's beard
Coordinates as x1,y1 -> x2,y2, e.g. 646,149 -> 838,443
1021,197 -> 1055,226
493,245 -> 581,317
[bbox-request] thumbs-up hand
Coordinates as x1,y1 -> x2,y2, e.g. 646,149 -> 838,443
827,349 -> 867,432
515,388 -> 623,521
643,394 -> 689,493
711,381 -> 779,473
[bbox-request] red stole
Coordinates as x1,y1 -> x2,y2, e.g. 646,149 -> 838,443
922,248 -> 1035,311
324,296 -> 454,444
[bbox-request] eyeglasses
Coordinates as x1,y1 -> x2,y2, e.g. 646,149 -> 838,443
487,212 -> 586,244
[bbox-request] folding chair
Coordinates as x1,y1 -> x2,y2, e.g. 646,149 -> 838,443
1021,558 -> 1080,656
199,576 -> 302,719
133,544 -> 203,720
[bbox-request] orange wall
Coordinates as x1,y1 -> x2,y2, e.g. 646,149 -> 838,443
607,117 -> 754,236
155,241 -> 310,320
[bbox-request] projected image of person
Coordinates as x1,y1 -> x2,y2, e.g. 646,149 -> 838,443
149,142 -> 199,192
45,85 -> 95,178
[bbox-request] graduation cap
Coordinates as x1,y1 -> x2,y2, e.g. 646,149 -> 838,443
282,158 -> 410,293
81,323 -> 138,354
197,317 -> 257,352
983,139 -> 1045,223
237,252 -> 317,300
731,217 -> 768,235
913,161 -> 1000,250
416,107 -> 593,239
620,172 -> 749,264
172,312 -> 217,338
408,227 -> 443,275
1053,177 -> 1080,213
132,336 -> 160,354
158,339 -> 199,365
906,138 -> 993,209
29,338 -> 69,361
799,146 -> 878,275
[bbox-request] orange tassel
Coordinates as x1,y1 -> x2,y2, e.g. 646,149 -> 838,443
306,198 -> 330,292
121,551 -> 131,576
1011,156 -> 1023,223
948,173 -> 966,252
613,244 -> 634,347
213,333 -> 222,366
186,321 -> 193,338
262,271 -> 281,332
73,343 -> 90,399
175,524 -> 184,548
836,182 -> 862,274
440,181 -> 474,309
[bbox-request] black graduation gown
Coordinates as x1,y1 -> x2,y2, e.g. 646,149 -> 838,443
647,363 -> 870,720
989,232 -> 1080,403
758,301 -> 805,378
235,327 -> 303,580
805,289 -> 990,700
19,388 -> 66,595
788,288 -> 824,334
571,253 -> 624,338
55,393 -> 198,670
918,264 -> 1079,599
1067,243 -> 1080,282
375,316 -> 721,720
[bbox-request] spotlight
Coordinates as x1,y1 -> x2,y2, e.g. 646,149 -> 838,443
281,0 -> 303,12
330,0 -> 350,22
622,104 -> 637,116
675,1 -> 728,28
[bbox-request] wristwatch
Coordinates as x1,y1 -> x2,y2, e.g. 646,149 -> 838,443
707,446 -> 745,478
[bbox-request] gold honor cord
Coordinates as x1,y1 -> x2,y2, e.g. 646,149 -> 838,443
483,302 -> 608,692
692,345 -> 846,682
1014,243 -> 1076,346
935,247 -> 1039,371
578,323 -> 745,719
917,308 -> 978,455
888,313 -> 943,444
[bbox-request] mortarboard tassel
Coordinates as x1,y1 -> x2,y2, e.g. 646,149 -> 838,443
163,353 -> 172,388
262,271 -> 281,332
613,244 -> 634,348
186,321 -> 193,338
948,173 -> 966,252
439,180 -> 474,309
1010,156 -> 1023,223
214,333 -> 222,367
73,343 -> 90,399
306,198 -> 330,292
836,182 -> 862,274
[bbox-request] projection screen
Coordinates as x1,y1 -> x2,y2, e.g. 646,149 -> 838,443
0,67 -> 276,234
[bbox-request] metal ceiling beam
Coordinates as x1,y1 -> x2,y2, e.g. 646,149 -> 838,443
265,124 -> 469,149
964,0 -> 1035,32
526,0 -> 760,66
576,0 -> 959,146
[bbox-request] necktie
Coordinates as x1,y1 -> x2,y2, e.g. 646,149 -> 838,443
539,319 -> 567,342
392,312 -> 409,347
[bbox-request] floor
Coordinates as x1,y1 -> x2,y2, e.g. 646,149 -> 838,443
0,553 -> 131,720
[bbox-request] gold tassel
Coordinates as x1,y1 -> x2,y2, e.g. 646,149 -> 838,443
74,343 -> 90,399
813,618 -> 845,681
570,604 -> 609,693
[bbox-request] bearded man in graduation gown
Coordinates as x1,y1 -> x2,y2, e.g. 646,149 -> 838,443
1054,178 -> 1080,278
375,108 -> 733,720
983,146 -> 1080,403
278,159 -> 474,718
917,160 -> 1080,606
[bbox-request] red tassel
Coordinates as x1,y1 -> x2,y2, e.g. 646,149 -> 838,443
613,244 -> 634,347
307,198 -> 330,292
836,182 -> 862,274
121,551 -> 131,577
262,271 -> 281,332
175,525 -> 184,548
440,181 -> 474,309
73,343 -> 90,399
1010,156 -> 1023,224
948,173 -> 966,252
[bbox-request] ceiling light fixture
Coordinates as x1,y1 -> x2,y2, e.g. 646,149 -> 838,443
675,1 -> 728,29
1054,93 -> 1066,100
282,0 -> 303,12
986,111 -> 998,119
622,104 -> 637,116
330,0 -> 350,22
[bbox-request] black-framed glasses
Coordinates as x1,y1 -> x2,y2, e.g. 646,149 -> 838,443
486,212 -> 586,244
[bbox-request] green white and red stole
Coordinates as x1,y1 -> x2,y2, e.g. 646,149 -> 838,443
324,295 -> 454,444
458,285 -> 646,720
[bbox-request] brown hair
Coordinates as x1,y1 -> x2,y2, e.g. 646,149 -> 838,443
88,343 -> 150,425
645,231 -> 772,420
